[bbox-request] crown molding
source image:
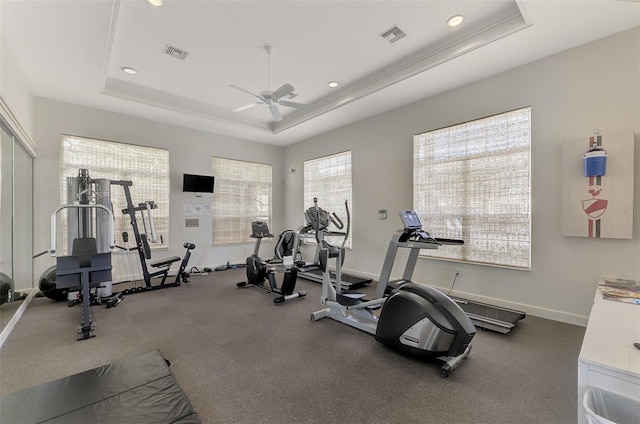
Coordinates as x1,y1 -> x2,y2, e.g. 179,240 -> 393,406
0,95 -> 37,158
273,1 -> 531,134
100,0 -> 531,137
102,78 -> 270,130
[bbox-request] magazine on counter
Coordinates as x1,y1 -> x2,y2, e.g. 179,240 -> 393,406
598,278 -> 640,305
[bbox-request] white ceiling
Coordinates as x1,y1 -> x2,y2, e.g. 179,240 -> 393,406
2,0 -> 639,146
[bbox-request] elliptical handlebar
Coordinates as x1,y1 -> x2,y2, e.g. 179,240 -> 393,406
341,200 -> 350,249
308,198 -> 350,249
314,206 -> 322,245
329,212 -> 344,230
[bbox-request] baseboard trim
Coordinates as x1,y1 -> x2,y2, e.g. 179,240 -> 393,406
434,286 -> 589,327
338,267 -> 589,327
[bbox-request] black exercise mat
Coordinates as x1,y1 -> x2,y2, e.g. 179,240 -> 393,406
0,351 -> 199,424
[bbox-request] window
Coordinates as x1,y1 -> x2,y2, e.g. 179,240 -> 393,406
211,157 -> 272,245
304,151 -> 352,248
413,107 -> 531,269
60,135 -> 170,253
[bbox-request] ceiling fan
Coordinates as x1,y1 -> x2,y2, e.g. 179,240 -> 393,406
230,45 -> 305,122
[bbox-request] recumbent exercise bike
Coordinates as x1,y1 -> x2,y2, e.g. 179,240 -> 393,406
237,222 -> 306,304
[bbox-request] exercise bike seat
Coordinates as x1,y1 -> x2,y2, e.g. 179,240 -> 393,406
149,256 -> 180,268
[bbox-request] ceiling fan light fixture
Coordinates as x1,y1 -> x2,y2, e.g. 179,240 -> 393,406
328,81 -> 339,88
231,45 -> 306,122
447,15 -> 464,27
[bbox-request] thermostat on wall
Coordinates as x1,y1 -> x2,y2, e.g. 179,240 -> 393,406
378,209 -> 387,220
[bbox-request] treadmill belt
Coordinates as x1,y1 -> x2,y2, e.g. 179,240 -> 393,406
453,297 -> 526,334
458,301 -> 525,322
299,268 -> 372,288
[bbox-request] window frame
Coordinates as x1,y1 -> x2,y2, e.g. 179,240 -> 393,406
303,150 -> 353,249
59,135 -> 170,254
413,107 -> 532,270
211,156 -> 273,245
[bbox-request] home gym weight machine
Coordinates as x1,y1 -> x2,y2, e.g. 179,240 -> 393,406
310,208 -> 476,377
38,169 -> 195,299
113,179 -> 195,293
237,221 -> 306,304
290,199 -> 372,290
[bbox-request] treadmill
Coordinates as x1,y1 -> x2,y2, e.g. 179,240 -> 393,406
379,211 -> 525,334
449,297 -> 526,334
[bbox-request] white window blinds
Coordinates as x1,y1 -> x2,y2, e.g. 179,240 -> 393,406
413,107 -> 531,269
60,135 -> 170,252
211,157 -> 272,245
304,151 -> 352,248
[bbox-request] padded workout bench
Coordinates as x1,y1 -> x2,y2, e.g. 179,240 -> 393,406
148,254 -> 182,285
134,241 -> 196,292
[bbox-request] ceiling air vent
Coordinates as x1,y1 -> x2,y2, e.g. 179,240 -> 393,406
379,25 -> 406,44
163,44 -> 189,60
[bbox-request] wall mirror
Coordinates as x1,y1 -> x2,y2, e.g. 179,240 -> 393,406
0,117 -> 34,338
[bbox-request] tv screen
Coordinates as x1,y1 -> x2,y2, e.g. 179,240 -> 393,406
183,174 -> 215,193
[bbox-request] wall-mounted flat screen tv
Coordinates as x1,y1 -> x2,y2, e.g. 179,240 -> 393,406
183,174 -> 215,193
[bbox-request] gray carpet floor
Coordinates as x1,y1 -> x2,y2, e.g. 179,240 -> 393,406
0,268 -> 585,424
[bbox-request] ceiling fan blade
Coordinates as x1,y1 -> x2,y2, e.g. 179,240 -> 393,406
269,104 -> 282,121
233,102 -> 260,112
279,100 -> 305,109
271,83 -> 295,100
229,84 -> 262,99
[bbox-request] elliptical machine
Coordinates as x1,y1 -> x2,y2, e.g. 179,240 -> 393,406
310,208 -> 476,377
237,221 -> 306,304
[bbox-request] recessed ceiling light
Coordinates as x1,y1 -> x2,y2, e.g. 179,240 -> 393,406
447,15 -> 464,27
328,81 -> 339,88
122,67 -> 137,75
146,0 -> 164,7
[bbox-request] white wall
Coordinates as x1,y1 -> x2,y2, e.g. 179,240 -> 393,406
0,9 -> 35,154
284,28 -> 640,325
33,98 -> 286,281
1,0 -> 35,291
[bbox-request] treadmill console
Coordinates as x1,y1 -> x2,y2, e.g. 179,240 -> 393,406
399,211 -> 422,230
398,211 -> 464,246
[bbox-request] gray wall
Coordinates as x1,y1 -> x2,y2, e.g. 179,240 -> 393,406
284,28 -> 640,325
32,98 -> 286,281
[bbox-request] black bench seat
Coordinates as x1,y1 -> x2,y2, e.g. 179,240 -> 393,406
150,256 -> 181,268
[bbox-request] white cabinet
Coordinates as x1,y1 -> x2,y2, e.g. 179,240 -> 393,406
577,281 -> 640,423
